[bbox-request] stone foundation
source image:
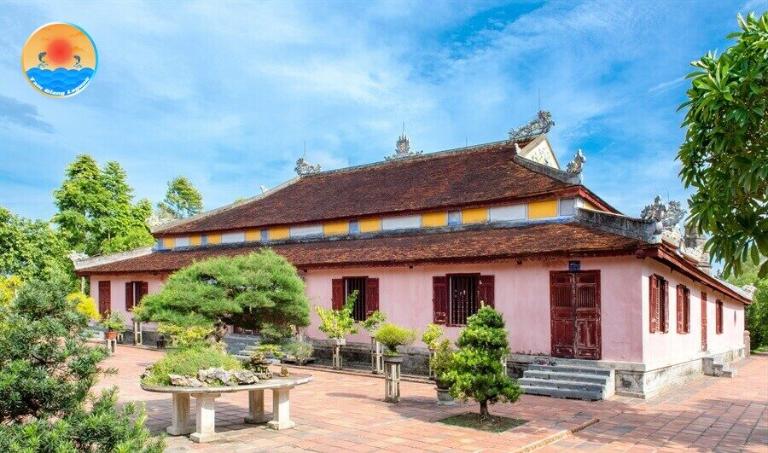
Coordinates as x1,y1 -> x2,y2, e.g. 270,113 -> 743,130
310,340 -> 430,375
508,348 -> 746,399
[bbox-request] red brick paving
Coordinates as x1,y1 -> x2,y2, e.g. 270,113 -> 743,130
95,346 -> 768,452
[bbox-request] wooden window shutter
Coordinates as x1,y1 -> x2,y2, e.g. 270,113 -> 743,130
139,281 -> 149,303
125,282 -> 134,311
676,285 -> 684,334
662,279 -> 669,333
649,275 -> 658,333
684,288 -> 690,333
716,300 -> 723,334
478,275 -> 495,308
331,279 -> 344,310
365,278 -> 379,317
432,276 -> 448,324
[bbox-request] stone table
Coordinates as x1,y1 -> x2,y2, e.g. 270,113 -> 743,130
141,374 -> 312,443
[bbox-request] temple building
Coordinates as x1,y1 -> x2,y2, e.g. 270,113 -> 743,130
75,117 -> 751,399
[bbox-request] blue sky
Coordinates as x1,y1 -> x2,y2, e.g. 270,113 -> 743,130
1,0 -> 766,221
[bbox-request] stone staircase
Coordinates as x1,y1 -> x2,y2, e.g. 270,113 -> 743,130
703,357 -> 736,378
520,363 -> 614,401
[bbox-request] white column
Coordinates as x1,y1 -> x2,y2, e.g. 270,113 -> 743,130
267,388 -> 295,430
133,321 -> 142,345
244,389 -> 267,424
166,393 -> 193,435
190,393 -> 220,443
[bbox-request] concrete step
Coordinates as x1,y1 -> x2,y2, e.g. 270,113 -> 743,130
520,384 -> 602,401
528,364 -> 612,377
519,377 -> 604,393
523,369 -> 609,385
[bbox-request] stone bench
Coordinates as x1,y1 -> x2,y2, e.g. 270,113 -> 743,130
141,374 -> 312,442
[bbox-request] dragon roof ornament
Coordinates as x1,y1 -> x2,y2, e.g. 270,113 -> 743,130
508,110 -> 554,142
566,149 -> 586,174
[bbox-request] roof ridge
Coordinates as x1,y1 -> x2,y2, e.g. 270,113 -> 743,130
152,176 -> 300,234
302,138 -> 525,178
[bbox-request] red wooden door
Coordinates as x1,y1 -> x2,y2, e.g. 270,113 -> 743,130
550,272 -> 575,358
574,272 -> 601,359
98,281 -> 111,316
701,292 -> 708,351
550,271 -> 601,360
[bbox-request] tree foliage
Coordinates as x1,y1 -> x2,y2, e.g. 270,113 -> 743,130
136,250 -> 310,343
727,259 -> 768,349
0,206 -> 73,283
0,274 -> 162,451
53,155 -> 154,256
315,291 -> 358,340
678,12 -> 768,278
157,176 -> 203,219
444,306 -> 521,418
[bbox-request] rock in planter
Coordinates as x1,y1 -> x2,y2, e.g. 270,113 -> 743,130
198,367 -> 234,386
232,370 -> 260,384
169,374 -> 204,387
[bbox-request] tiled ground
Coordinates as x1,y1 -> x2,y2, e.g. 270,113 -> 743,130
95,346 -> 767,452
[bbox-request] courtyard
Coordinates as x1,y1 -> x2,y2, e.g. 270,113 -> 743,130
96,346 -> 768,452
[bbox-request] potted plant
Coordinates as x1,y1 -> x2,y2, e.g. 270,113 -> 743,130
421,323 -> 444,379
282,340 -> 314,365
361,310 -> 386,374
315,291 -> 358,369
101,312 -> 126,341
374,323 -> 416,402
430,339 -> 455,405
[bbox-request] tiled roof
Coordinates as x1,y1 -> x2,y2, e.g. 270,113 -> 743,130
76,222 -> 646,274
154,140 -> 579,235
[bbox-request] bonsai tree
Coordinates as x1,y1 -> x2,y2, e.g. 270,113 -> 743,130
361,310 -> 386,373
444,306 -> 521,419
315,290 -> 358,343
421,323 -> 444,351
101,312 -> 126,340
135,250 -> 310,343
0,274 -> 162,451
374,323 -> 416,356
315,291 -> 358,369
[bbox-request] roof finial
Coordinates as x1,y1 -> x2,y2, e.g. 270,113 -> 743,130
295,142 -> 321,176
508,110 -> 554,142
386,122 -> 422,161
566,149 -> 586,174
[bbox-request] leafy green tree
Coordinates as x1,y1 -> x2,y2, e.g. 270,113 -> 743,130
53,155 -> 154,256
445,306 -> 521,419
0,273 -> 162,451
0,206 -> 73,283
727,259 -> 768,349
678,12 -> 768,278
136,250 -> 310,343
157,176 -> 203,219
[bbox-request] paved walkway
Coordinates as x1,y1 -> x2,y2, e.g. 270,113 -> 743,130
95,346 -> 767,452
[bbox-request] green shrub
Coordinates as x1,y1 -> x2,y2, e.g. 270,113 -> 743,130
445,306 -> 521,418
101,311 -> 126,332
157,323 -> 214,350
142,347 -> 242,386
422,323 -> 444,350
67,291 -> 99,321
430,339 -> 455,388
283,340 -> 314,363
374,323 -> 416,354
315,291 -> 358,340
360,310 -> 386,333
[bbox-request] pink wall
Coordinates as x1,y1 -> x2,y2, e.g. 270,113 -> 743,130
640,260 -> 745,368
302,257 -> 645,362
88,274 -> 166,326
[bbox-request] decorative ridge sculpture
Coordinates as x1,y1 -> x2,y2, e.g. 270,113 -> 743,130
508,110 -> 554,142
294,157 -> 321,176
566,149 -> 586,174
386,129 -> 422,161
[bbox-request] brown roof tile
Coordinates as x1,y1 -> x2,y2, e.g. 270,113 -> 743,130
156,140 -> 576,235
77,223 -> 645,274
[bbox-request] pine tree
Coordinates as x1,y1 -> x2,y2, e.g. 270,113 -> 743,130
445,306 -> 521,419
135,250 -> 310,343
54,155 -> 154,256
0,273 -> 162,451
157,176 -> 203,219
